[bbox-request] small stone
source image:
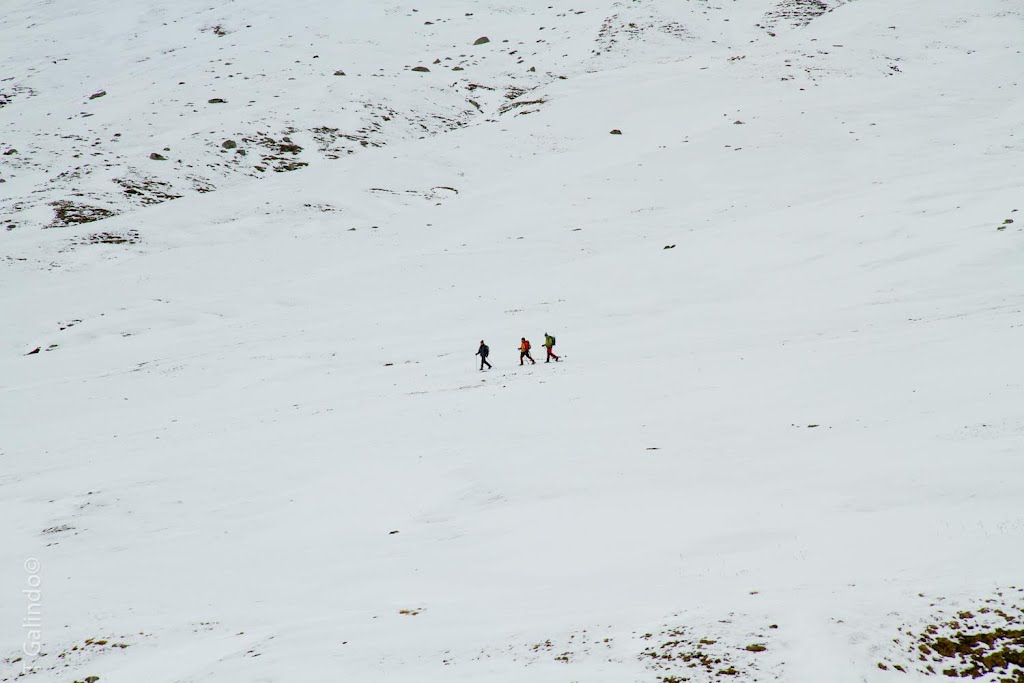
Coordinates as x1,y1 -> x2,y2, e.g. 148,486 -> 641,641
474,36 -> 490,45
89,90 -> 107,100
333,70 -> 346,76
411,66 -> 430,72
222,140 -> 237,149
3,148 -> 17,155
149,153 -> 167,160
609,129 -> 622,135
208,98 -> 227,104
453,66 -> 464,71
734,120 -> 745,124
528,66 -> 536,72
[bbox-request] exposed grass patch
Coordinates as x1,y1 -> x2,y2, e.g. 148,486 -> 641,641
879,588 -> 1024,681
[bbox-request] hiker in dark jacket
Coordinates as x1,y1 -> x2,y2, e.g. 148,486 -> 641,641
476,340 -> 492,370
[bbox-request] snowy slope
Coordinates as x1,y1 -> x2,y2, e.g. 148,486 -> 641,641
3,1 -> 1024,682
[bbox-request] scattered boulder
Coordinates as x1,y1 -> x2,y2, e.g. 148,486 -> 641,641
208,98 -> 227,104
663,244 -> 676,250
333,70 -> 346,76
734,120 -> 745,124
474,36 -> 491,45
452,66 -> 464,71
411,66 -> 430,73
222,140 -> 237,149
89,90 -> 107,100
149,153 -> 166,160
26,347 -> 40,355
610,129 -> 622,135
3,148 -> 17,155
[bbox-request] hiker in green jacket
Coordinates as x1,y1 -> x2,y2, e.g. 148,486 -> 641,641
543,332 -> 560,363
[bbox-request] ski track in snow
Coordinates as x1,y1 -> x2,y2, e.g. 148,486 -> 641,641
2,0 -> 1024,682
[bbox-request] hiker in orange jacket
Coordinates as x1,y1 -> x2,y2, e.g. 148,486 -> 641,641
519,337 -> 536,366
